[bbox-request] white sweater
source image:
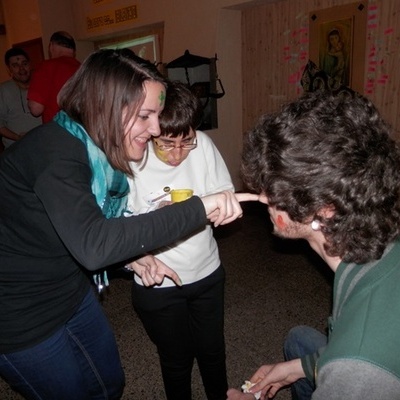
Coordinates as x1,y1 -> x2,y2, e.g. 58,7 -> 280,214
128,130 -> 234,287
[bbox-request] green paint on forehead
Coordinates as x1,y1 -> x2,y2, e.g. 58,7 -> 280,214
159,90 -> 166,106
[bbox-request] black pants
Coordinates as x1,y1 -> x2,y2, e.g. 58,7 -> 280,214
132,265 -> 227,400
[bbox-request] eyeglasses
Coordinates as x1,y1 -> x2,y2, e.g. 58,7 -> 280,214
153,138 -> 197,152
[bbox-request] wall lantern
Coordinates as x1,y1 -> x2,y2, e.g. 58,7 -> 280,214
166,50 -> 225,131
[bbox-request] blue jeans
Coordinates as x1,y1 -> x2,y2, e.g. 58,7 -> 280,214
0,289 -> 125,400
132,265 -> 227,400
283,325 -> 327,400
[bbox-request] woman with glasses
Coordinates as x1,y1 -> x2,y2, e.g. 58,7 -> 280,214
126,80 -> 233,400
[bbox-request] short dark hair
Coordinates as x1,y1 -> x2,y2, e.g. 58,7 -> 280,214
241,91 -> 400,264
4,47 -> 29,66
58,48 -> 167,175
50,31 -> 76,50
159,80 -> 203,137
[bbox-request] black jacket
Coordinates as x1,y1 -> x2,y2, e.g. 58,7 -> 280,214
0,122 -> 206,353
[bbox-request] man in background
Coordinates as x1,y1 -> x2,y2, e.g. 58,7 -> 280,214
0,47 -> 41,150
28,31 -> 81,123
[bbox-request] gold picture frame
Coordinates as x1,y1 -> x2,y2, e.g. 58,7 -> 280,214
309,2 -> 367,94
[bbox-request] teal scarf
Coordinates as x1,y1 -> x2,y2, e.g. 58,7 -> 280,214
54,111 -> 129,291
54,111 -> 129,217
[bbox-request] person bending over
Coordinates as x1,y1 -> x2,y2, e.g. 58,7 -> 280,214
227,91 -> 400,400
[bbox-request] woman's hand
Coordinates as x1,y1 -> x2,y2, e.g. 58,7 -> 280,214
125,254 -> 182,287
200,191 -> 260,227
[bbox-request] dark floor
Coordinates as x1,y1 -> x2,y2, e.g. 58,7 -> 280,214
0,202 -> 333,399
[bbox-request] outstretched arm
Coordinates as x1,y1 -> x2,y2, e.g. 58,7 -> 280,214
200,191 -> 260,227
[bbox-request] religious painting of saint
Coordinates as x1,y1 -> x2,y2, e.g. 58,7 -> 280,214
309,3 -> 367,94
319,18 -> 353,88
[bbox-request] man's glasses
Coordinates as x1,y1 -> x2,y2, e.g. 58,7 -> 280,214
153,138 -> 197,152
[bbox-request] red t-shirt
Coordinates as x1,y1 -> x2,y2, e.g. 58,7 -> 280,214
28,56 -> 81,123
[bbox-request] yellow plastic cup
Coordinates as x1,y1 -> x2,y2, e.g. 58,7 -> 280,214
170,189 -> 193,203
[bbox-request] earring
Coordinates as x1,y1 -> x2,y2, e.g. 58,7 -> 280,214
311,220 -> 320,231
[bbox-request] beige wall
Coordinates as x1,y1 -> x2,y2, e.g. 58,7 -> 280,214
2,0 -> 41,45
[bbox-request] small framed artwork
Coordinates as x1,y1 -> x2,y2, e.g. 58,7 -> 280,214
127,35 -> 160,64
99,34 -> 160,64
309,2 -> 367,94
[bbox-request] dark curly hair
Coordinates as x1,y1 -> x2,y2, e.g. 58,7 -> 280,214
241,91 -> 400,264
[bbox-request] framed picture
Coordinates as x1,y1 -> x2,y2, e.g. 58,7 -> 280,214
309,2 -> 367,94
99,34 -> 160,64
127,35 -> 160,64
